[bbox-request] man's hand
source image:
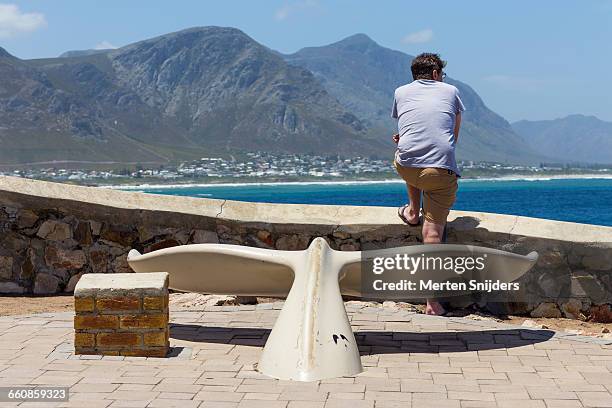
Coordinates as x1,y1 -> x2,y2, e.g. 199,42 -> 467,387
392,133 -> 400,144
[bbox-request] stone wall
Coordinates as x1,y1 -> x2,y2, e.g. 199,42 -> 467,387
1,176 -> 611,320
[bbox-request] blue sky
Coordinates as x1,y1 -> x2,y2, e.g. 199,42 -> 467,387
1,0 -> 611,122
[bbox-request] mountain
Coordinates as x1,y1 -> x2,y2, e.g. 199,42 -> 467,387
106,27 -> 376,155
1,28 -> 556,166
0,45 -> 200,165
283,34 -> 546,164
512,115 -> 612,164
0,27 -> 385,165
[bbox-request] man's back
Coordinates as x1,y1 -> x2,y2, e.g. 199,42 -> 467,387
392,79 -> 465,175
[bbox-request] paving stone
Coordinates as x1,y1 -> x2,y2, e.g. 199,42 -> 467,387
0,306 -> 611,407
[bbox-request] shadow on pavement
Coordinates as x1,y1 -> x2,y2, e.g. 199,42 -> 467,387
170,323 -> 555,354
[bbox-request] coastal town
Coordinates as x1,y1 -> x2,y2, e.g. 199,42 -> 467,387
1,152 -> 610,185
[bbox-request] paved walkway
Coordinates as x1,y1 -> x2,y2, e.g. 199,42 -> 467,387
0,303 -> 611,408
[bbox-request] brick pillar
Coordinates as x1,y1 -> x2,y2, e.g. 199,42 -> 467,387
74,272 -> 169,357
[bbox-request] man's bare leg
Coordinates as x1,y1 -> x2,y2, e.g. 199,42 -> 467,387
422,219 -> 447,315
401,184 -> 422,224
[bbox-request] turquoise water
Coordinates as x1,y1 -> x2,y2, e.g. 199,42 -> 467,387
123,178 -> 612,227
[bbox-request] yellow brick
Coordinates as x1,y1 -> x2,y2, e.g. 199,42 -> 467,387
74,315 -> 118,330
74,332 -> 95,348
119,314 -> 167,329
97,332 -> 140,347
97,296 -> 140,312
74,297 -> 94,312
121,348 -> 168,358
143,331 -> 167,347
143,296 -> 166,311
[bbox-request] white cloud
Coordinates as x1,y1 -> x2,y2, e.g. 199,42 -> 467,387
402,29 -> 433,44
94,40 -> 118,50
0,3 -> 46,39
274,0 -> 318,21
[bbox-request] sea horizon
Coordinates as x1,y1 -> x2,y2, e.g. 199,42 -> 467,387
101,172 -> 612,190
106,176 -> 612,227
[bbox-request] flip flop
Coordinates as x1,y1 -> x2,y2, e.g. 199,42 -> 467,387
397,204 -> 421,226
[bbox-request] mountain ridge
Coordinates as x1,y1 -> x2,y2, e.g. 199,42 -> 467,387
512,114 -> 612,164
0,26 -> 594,166
284,33 -> 547,164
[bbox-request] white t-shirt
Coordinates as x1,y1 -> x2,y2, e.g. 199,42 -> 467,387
392,79 -> 466,176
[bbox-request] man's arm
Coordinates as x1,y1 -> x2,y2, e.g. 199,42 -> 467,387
454,112 -> 462,144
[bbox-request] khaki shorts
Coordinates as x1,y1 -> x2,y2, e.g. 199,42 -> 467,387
393,160 -> 458,225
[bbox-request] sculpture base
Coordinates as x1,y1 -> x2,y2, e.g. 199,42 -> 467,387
257,238 -> 363,381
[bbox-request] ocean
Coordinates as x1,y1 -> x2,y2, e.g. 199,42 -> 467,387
116,177 -> 612,227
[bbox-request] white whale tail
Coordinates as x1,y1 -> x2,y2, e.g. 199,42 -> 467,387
127,237 -> 538,381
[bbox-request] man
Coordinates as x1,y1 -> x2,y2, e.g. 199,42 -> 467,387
391,53 -> 465,316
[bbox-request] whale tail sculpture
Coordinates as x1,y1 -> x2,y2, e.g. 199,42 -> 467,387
127,237 -> 538,381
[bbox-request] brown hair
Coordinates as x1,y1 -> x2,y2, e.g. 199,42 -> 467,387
411,53 -> 446,80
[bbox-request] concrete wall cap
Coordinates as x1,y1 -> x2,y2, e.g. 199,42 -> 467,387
2,175 -> 611,244
74,272 -> 169,298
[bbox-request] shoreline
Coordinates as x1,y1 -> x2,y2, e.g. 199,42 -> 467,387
99,173 -> 612,190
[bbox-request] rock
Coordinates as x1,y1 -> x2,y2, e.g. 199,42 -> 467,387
146,239 -> 180,252
191,229 -> 219,244
36,220 -> 72,241
382,301 -> 398,309
566,329 -> 584,335
17,210 -> 39,229
530,302 -> 562,318
465,314 -> 497,322
0,232 -> 28,252
522,319 -> 545,329
19,250 -> 35,280
536,271 -> 569,299
332,230 -> 351,240
64,272 -> 84,293
89,220 -> 102,236
100,224 -> 137,247
570,276 -> 589,298
570,273 -> 609,304
538,249 -> 566,268
33,273 -> 60,294
216,224 -> 232,237
44,245 -> 87,270
0,255 -> 13,279
561,299 -> 583,319
602,327 -> 610,334
174,230 -> 191,244
255,230 -> 273,246
88,245 -> 110,274
256,230 -> 271,240
51,268 -> 71,283
235,296 -> 258,305
0,281 -> 25,294
74,221 -> 93,245
244,235 -> 273,249
340,243 -> 358,251
275,234 -> 310,250
579,244 -> 612,271
582,255 -> 612,271
111,255 -> 132,273
137,226 -> 178,242
589,304 -> 612,323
